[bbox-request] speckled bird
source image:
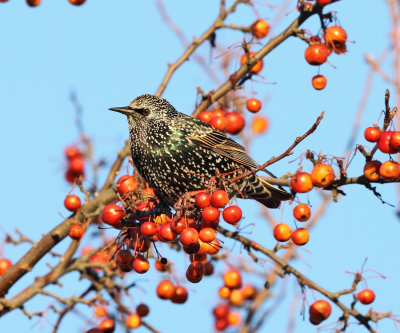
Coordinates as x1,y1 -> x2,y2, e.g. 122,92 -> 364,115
110,94 -> 292,208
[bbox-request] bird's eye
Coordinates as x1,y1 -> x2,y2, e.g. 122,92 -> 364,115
135,108 -> 150,116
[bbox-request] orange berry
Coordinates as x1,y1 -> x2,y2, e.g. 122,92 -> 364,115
311,74 -> 327,90
240,52 -> 263,74
273,223 -> 292,242
311,163 -> 335,188
251,19 -> 269,38
251,115 -> 269,134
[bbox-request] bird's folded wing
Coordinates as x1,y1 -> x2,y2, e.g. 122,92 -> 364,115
187,125 -> 259,170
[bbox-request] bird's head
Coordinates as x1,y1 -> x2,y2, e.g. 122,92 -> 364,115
109,94 -> 179,126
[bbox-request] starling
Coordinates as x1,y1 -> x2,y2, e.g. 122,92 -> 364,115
110,94 -> 292,208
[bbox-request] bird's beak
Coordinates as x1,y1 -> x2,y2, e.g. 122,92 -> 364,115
109,106 -> 133,116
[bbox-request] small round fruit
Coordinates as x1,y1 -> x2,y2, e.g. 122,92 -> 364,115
242,284 -> 257,299
246,98 -> 262,113
68,156 -> 85,173
389,131 -> 400,149
26,0 -> 41,6
116,175 -> 138,195
198,111 -> 213,124
311,163 -> 335,188
156,280 -> 175,300
222,205 -> 242,224
170,217 -> 187,235
99,318 -> 115,333
363,160 -> 382,181
69,223 -> 85,240
69,0 -> 86,5
0,258 -> 12,275
227,311 -> 241,326
199,227 -> 216,243
140,221 -> 158,237
211,190 -> 229,208
293,204 -> 311,222
378,131 -> 397,154
223,269 -> 242,289
291,228 -> 309,245
180,227 -> 199,247
251,115 -> 269,134
225,111 -> 245,135
251,19 -> 269,38
210,115 -> 228,132
357,289 -> 375,304
94,305 -> 108,318
379,160 -> 400,182
213,303 -> 230,319
311,75 -> 327,90
158,222 -> 178,242
133,255 -> 150,274
64,195 -> 81,212
187,261 -> 205,278
304,44 -> 329,66
202,206 -> 220,223
364,127 -> 381,143
64,146 -> 81,159
309,300 -> 332,325
171,285 -> 189,304
290,172 -> 313,193
195,192 -> 211,208
229,289 -> 244,306
325,25 -> 347,46
219,286 -> 231,299
116,249 -> 133,265
273,223 -> 292,242
240,52 -> 263,74
126,313 -> 141,329
101,204 -> 126,227
136,303 -> 149,317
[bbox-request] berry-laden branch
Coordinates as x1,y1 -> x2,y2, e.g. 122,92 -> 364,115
192,2 -> 329,117
217,225 -> 390,333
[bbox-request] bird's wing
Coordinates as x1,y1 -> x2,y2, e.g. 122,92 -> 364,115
181,118 -> 259,170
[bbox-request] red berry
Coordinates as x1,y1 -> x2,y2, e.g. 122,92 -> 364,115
0,258 -> 12,275
116,175 -> 138,195
179,227 -> 199,247
290,172 -> 313,193
68,156 -> 85,174
101,204 -> 126,227
133,255 -> 150,274
311,75 -> 327,90
357,289 -> 375,304
378,131 -> 397,154
364,127 -> 381,142
199,227 -> 216,243
202,206 -> 220,223
291,228 -> 309,245
69,223 -> 85,240
246,98 -> 262,113
210,115 -> 228,132
64,195 -> 81,212
309,300 -> 331,325
64,146 -> 81,159
140,221 -> 158,236
293,204 -> 311,222
171,285 -> 189,304
195,192 -> 211,209
211,190 -> 229,208
304,44 -> 329,66
222,205 -> 242,224
240,52 -> 263,73
225,111 -> 245,135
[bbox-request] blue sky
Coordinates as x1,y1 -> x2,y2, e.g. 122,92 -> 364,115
1,1 -> 399,332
